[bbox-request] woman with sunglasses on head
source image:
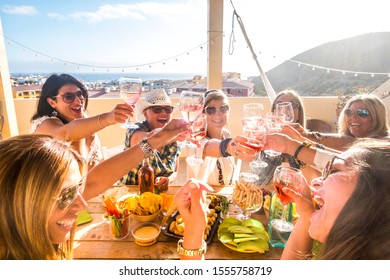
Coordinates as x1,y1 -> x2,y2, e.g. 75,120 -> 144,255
0,119 -> 190,259
281,138 -> 390,259
31,73 -> 134,171
121,89 -> 185,189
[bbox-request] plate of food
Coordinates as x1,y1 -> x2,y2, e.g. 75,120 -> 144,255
217,217 -> 270,253
163,194 -> 222,244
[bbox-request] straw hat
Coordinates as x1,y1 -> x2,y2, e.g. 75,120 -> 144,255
135,89 -> 175,122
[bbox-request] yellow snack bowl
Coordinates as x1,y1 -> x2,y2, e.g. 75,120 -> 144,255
132,209 -> 160,222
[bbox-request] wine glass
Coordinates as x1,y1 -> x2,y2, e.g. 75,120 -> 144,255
190,113 -> 207,142
274,102 -> 294,123
270,166 -> 303,236
119,77 -> 142,129
179,91 -> 204,148
264,113 -> 282,157
243,103 -> 264,127
233,172 -> 263,220
186,113 -> 207,180
242,125 -> 268,169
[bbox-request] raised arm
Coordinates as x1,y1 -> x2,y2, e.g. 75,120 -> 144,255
202,135 -> 256,162
35,104 -> 133,142
83,119 -> 190,200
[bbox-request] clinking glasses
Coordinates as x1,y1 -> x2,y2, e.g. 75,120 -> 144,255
52,91 -> 87,104
204,105 -> 230,115
54,179 -> 85,210
344,108 -> 370,118
150,106 -> 174,114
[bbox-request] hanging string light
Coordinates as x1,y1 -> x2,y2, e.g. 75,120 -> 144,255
2,32 -> 220,72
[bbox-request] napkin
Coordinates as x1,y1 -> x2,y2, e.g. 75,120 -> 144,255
76,210 -> 93,226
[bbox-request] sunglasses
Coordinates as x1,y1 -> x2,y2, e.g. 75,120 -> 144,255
149,106 -> 174,114
52,91 -> 87,104
54,179 -> 85,210
204,105 -> 230,115
322,156 -> 348,180
344,108 -> 370,118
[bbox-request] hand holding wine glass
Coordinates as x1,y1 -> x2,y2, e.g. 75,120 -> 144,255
242,125 -> 268,170
179,91 -> 204,148
119,77 -> 142,129
271,166 -> 303,229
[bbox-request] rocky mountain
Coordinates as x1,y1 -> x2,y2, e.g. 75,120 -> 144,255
251,32 -> 390,96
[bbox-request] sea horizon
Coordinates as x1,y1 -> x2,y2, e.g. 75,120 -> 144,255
10,72 -> 203,82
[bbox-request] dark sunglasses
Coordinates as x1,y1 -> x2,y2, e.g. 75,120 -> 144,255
204,105 -> 230,115
150,106 -> 174,114
54,179 -> 85,210
344,108 -> 370,118
52,91 -> 87,104
322,156 -> 348,180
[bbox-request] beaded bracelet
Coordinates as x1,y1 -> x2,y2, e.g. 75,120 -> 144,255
219,138 -> 232,157
138,138 -> 154,158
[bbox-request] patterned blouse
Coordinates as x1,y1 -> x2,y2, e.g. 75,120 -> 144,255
30,116 -> 103,168
121,121 -> 181,185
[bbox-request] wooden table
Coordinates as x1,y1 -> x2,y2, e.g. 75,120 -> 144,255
73,185 -> 283,260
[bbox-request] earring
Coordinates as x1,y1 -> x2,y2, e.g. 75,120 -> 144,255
52,110 -> 58,117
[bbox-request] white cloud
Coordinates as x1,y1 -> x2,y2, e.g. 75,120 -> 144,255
1,5 -> 38,15
50,1 -> 203,23
47,13 -> 67,20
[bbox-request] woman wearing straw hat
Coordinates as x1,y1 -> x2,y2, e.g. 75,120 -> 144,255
121,89 -> 184,190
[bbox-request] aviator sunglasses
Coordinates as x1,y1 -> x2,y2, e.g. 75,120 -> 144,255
52,90 -> 87,104
344,108 -> 370,118
204,104 -> 230,115
322,156 -> 348,180
54,179 -> 85,210
150,106 -> 174,114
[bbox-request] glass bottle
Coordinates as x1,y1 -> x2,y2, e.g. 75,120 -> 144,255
267,191 -> 293,248
138,158 -> 154,194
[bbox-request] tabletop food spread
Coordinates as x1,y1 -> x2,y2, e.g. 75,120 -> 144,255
73,184 -> 283,260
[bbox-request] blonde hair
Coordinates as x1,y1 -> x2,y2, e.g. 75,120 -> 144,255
0,135 -> 85,259
338,94 -> 389,137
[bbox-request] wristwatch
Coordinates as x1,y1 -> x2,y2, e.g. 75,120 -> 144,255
177,238 -> 207,257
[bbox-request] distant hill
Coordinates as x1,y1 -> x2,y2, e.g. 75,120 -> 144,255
251,32 -> 390,96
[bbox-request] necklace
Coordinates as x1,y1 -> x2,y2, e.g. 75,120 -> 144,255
216,159 -> 234,185
206,131 -> 234,185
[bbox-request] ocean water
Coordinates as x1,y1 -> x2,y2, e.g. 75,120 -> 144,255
11,72 -> 201,82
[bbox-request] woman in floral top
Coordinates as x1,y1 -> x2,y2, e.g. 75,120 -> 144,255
122,89 -> 185,187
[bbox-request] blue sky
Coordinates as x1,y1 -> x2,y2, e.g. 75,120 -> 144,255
1,0 -> 389,78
